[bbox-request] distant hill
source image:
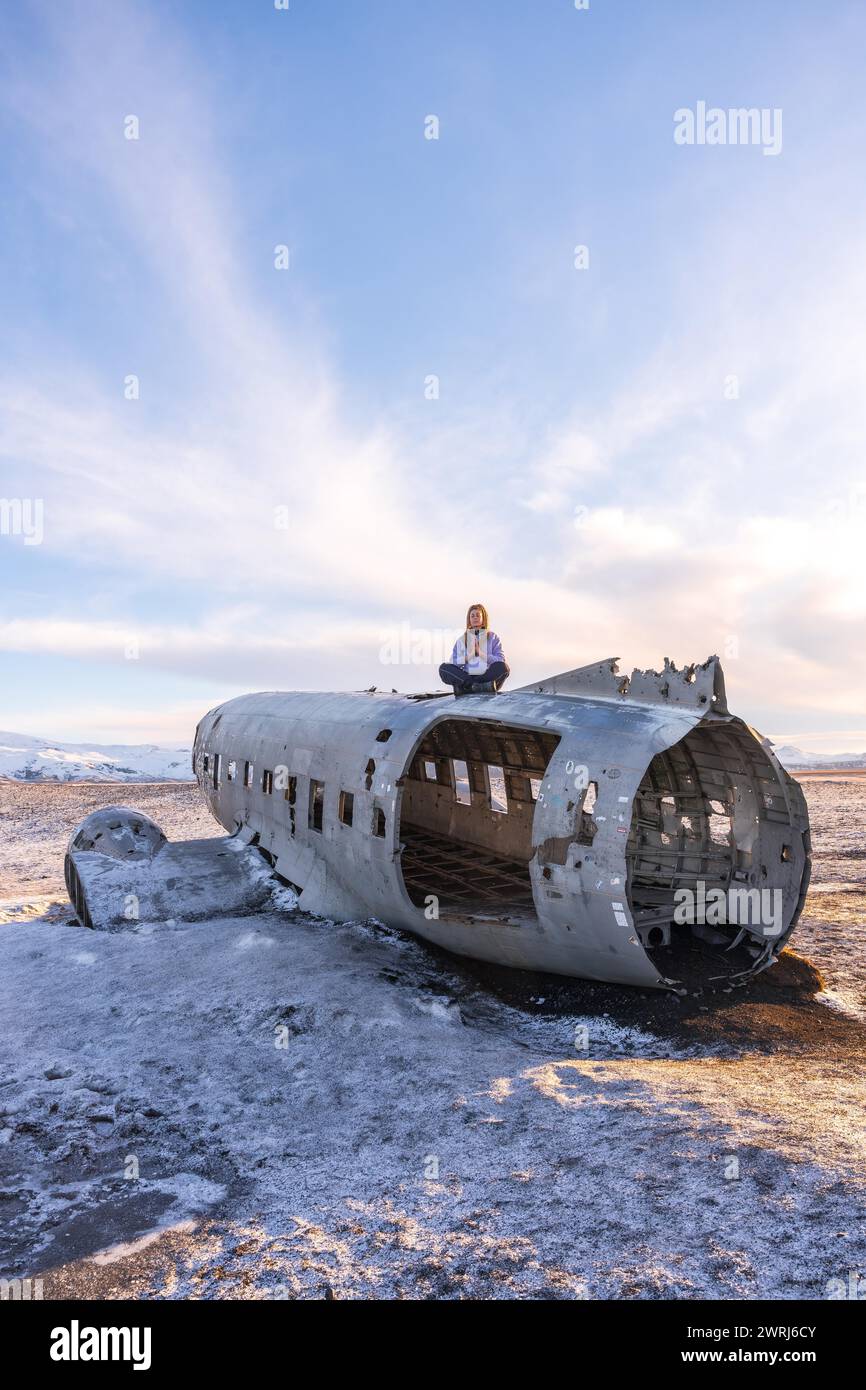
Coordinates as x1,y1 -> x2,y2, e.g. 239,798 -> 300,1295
1,729 -> 862,783
0,732 -> 194,783
772,744 -> 866,771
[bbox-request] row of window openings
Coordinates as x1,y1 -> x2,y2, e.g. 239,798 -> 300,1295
202,753 -> 385,837
421,757 -> 542,815
202,752 -> 546,824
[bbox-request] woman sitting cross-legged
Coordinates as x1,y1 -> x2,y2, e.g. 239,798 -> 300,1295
438,603 -> 510,696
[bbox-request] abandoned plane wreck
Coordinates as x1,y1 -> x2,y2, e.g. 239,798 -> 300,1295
64,656 -> 811,991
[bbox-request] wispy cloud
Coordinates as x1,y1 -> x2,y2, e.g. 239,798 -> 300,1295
1,1 -> 865,742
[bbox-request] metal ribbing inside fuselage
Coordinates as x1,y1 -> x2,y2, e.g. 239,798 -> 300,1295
396,717 -> 561,919
626,717 -> 809,979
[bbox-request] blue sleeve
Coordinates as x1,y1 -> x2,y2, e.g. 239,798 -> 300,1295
489,631 -> 504,664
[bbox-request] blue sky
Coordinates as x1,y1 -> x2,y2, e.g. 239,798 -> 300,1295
1,0 -> 865,748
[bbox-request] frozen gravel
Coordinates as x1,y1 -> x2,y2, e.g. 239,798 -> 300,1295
0,778 -> 863,1300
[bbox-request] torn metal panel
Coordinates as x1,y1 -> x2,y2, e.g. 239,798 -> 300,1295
65,656 -> 810,992
517,653 -> 728,713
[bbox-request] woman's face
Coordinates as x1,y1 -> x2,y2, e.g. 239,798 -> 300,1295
468,607 -> 483,628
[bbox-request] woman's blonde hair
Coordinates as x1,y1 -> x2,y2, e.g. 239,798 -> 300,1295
466,602 -> 489,629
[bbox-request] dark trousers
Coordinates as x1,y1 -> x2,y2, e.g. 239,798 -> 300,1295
439,660 -> 510,693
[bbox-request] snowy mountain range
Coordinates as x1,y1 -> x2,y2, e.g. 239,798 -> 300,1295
0,732 -> 194,782
770,745 -> 866,770
0,730 -> 863,783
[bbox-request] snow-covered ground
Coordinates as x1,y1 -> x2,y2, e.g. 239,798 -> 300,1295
0,781 -> 864,1300
0,732 -> 193,783
0,782 -> 219,906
